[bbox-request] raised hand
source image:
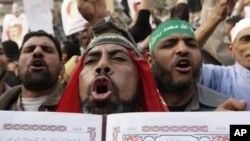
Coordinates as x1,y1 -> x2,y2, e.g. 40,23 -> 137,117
215,98 -> 247,111
77,0 -> 109,24
214,0 -> 238,20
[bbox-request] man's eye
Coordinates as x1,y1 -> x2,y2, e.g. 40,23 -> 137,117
187,43 -> 198,48
23,48 -> 34,53
84,59 -> 97,65
162,43 -> 175,49
241,36 -> 250,42
113,57 -> 126,62
41,46 -> 54,53
44,48 -> 54,53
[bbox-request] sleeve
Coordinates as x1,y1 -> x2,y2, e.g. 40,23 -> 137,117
199,64 -> 225,90
128,10 -> 152,43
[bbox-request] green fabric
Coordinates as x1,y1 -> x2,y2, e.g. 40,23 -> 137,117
149,20 -> 195,52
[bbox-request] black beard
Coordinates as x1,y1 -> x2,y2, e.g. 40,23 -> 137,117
20,66 -> 58,91
80,75 -> 140,115
151,58 -> 201,95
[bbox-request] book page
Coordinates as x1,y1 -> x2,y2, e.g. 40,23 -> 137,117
0,111 -> 103,141
105,111 -> 250,141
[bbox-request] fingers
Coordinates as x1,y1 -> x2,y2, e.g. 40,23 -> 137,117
77,0 -> 108,24
215,98 -> 247,111
238,100 -> 248,110
214,0 -> 230,19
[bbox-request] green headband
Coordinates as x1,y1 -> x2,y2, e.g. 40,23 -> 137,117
149,20 -> 195,52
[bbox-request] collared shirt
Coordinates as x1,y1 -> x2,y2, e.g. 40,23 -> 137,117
200,62 -> 250,110
168,84 -> 228,111
184,84 -> 228,111
0,83 -> 11,97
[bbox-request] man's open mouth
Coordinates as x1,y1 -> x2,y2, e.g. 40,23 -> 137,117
92,76 -> 112,101
175,58 -> 192,72
30,59 -> 46,71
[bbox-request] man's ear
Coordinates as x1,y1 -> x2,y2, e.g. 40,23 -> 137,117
227,43 -> 235,56
60,63 -> 65,76
146,52 -> 153,68
62,53 -> 67,63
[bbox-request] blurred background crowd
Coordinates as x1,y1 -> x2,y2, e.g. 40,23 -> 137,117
0,0 -> 202,49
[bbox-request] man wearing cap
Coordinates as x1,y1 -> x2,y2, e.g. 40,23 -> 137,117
56,0 -> 169,114
200,18 -> 250,110
147,19 -> 247,111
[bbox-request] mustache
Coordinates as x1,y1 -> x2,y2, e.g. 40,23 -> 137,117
28,56 -> 47,67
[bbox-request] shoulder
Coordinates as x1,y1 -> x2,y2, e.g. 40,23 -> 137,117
48,82 -> 65,100
0,85 -> 22,110
201,64 -> 233,78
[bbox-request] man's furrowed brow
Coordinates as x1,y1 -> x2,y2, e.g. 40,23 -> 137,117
164,37 -> 179,42
108,49 -> 130,57
183,37 -> 196,42
86,50 -> 101,57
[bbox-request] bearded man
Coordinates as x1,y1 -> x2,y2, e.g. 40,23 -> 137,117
147,19 -> 247,111
0,30 -> 65,111
56,0 -> 169,114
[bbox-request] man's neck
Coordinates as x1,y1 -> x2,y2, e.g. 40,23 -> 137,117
161,88 -> 195,107
21,83 -> 58,98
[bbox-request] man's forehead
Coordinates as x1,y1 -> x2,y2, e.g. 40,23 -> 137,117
86,44 -> 129,54
23,36 -> 55,46
163,34 -> 196,41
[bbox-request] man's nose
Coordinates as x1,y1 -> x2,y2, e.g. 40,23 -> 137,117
33,46 -> 43,57
96,67 -> 111,74
95,58 -> 112,75
176,40 -> 189,56
33,46 -> 43,54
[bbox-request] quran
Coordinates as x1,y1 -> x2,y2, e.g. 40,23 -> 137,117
0,111 -> 249,140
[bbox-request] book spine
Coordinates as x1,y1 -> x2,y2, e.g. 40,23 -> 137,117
102,115 -> 107,141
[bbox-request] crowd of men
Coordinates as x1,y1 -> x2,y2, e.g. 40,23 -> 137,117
0,0 -> 248,115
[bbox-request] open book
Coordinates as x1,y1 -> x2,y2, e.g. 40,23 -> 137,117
0,111 -> 249,140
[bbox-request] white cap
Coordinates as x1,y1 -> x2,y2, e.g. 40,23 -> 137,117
177,0 -> 187,4
230,18 -> 250,42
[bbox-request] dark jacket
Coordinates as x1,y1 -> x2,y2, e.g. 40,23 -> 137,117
186,84 -> 229,111
0,82 -> 64,111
